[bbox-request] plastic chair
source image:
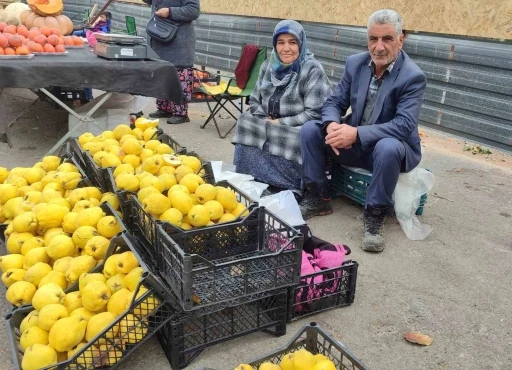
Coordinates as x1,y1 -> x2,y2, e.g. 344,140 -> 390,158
112,16 -> 137,36
82,8 -> 90,23
199,45 -> 267,139
125,16 -> 137,35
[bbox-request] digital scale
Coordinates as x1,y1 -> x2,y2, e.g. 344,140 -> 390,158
93,33 -> 160,60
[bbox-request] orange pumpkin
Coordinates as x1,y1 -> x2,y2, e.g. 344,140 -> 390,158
27,0 -> 63,17
23,11 -> 73,35
24,12 -> 39,29
55,15 -> 72,35
20,10 -> 32,25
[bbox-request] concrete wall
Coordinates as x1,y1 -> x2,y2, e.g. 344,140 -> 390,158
62,0 -> 512,151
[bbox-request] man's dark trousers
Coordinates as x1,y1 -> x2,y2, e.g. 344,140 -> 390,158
301,120 -> 406,209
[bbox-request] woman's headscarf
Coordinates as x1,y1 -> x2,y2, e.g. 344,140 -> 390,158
268,20 -> 314,88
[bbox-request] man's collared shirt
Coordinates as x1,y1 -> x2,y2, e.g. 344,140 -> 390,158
368,57 -> 397,98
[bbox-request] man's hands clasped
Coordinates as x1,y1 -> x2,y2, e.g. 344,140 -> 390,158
325,122 -> 357,155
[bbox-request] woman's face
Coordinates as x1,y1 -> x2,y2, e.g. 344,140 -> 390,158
276,34 -> 299,64
99,14 -> 107,22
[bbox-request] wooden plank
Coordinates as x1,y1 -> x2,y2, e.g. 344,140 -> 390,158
105,0 -> 512,40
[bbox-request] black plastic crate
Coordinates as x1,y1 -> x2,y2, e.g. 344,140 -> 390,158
0,223 -> 6,245
156,207 -> 303,311
249,322 -> 369,370
331,165 -> 428,216
6,232 -> 176,370
158,289 -> 287,370
158,133 -> 186,155
46,86 -> 88,104
54,138 -> 92,188
58,138 -> 89,175
288,261 -> 358,322
82,149 -> 112,192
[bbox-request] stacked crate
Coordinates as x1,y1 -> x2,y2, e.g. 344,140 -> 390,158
62,130 -> 360,369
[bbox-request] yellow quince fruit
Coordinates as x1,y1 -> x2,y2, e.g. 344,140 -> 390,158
81,281 -> 111,312
6,280 -> 37,307
22,343 -> 57,370
32,283 -> 66,310
48,315 -> 88,352
38,303 -> 69,331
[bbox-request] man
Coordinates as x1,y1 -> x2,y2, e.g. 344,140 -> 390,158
299,9 -> 427,252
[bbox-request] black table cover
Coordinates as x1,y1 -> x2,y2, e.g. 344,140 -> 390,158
0,48 -> 183,102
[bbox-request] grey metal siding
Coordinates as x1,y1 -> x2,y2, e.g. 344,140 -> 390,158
60,2 -> 512,150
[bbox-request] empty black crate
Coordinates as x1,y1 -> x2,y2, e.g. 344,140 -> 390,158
288,260 -> 358,322
158,289 -> 287,369
156,207 -> 303,311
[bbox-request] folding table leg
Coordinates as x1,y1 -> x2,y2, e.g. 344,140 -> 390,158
0,88 -> 42,147
43,90 -> 113,157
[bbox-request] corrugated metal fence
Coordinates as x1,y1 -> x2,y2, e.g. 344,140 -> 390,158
63,1 -> 512,151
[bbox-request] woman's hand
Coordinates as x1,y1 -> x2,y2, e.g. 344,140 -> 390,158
155,8 -> 170,18
266,118 -> 279,124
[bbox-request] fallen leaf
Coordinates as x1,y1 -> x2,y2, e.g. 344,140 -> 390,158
419,131 -> 425,137
404,332 -> 433,346
456,168 -> 461,172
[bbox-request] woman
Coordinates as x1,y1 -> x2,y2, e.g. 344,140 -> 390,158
232,20 -> 332,198
143,0 -> 200,124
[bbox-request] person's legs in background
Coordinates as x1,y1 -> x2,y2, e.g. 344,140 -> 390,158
361,137 -> 405,252
300,120 -> 369,219
166,67 -> 194,124
234,142 -> 303,201
72,30 -> 86,37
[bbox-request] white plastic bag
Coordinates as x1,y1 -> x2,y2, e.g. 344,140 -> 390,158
210,161 -> 304,225
259,190 -> 305,227
210,161 -> 268,199
393,167 -> 436,240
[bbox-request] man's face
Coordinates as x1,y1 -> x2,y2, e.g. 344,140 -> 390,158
367,23 -> 404,70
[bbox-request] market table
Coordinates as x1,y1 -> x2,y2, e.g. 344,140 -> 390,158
0,47 -> 183,152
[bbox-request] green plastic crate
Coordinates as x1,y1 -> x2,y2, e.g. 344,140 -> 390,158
331,165 -> 428,216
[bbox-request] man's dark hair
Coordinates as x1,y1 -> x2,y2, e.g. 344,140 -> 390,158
101,11 -> 112,20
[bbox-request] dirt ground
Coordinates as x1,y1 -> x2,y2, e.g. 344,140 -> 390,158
0,89 -> 511,370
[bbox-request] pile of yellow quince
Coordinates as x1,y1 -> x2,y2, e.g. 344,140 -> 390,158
78,123 -> 176,169
236,348 -> 336,370
16,250 -> 158,370
136,176 -> 249,229
78,123 -> 249,229
0,158 -> 123,308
